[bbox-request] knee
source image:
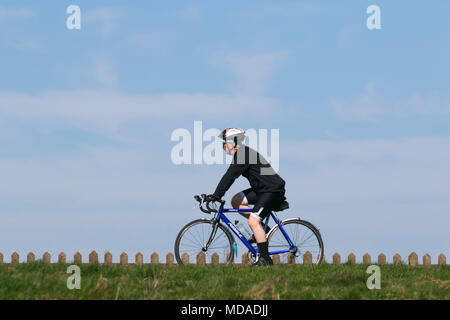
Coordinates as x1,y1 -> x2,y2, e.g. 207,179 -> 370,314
248,215 -> 261,228
231,193 -> 243,209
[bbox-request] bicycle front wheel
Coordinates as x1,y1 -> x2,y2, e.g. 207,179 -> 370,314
267,218 -> 324,265
174,219 -> 235,266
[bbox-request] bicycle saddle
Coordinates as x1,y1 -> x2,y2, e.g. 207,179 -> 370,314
273,200 -> 289,212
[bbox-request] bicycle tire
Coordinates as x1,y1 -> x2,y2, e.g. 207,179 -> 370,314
174,219 -> 235,266
267,218 -> 324,265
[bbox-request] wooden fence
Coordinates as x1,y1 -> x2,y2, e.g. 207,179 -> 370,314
0,251 -> 447,266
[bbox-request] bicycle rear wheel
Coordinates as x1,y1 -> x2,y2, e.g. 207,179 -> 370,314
174,219 -> 235,266
267,218 -> 324,264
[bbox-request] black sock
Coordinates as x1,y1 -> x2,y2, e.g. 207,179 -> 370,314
257,241 -> 270,259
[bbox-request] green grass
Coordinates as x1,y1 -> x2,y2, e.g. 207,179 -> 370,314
0,262 -> 449,300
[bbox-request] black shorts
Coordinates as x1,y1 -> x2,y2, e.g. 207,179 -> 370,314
239,188 -> 285,220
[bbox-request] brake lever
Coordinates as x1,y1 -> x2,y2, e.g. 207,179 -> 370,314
194,194 -> 211,214
192,195 -> 202,208
200,203 -> 211,214
206,201 -> 217,213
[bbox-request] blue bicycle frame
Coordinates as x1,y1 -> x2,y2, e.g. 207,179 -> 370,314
217,204 -> 297,256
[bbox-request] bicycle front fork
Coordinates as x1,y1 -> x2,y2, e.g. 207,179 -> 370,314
202,218 -> 220,251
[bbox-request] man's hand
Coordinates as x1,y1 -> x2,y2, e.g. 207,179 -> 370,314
206,194 -> 220,202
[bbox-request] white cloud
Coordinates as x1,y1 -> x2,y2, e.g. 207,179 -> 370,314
0,7 -> 39,51
0,6 -> 35,20
92,62 -> 119,88
408,92 -> 450,115
235,2 -> 326,24
84,7 -> 123,37
0,146 -> 163,207
282,137 -> 450,202
84,7 -> 122,21
177,6 -> 201,22
0,143 -> 217,222
211,52 -> 288,96
330,83 -> 450,120
131,29 -> 172,52
260,2 -> 326,16
1,38 -> 41,52
0,90 -> 278,137
330,83 -> 386,121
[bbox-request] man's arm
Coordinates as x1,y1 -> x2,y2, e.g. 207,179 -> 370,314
213,163 -> 248,199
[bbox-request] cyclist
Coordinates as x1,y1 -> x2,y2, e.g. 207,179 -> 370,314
207,128 -> 287,266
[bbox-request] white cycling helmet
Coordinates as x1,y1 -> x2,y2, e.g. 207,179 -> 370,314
219,128 -> 246,145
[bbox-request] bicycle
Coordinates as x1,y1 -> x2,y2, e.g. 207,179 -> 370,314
174,194 -> 324,266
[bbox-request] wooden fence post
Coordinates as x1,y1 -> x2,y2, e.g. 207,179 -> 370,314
89,251 -> 98,264
74,252 -> 82,264
182,253 -> 189,265
58,252 -> 66,264
43,252 -> 51,264
347,253 -> 356,264
120,252 -> 128,265
166,253 -> 174,266
135,252 -> 143,265
287,253 -> 296,265
242,253 -> 249,266
273,254 -> 280,265
0,253 -> 3,264
303,251 -> 312,265
196,252 -> 206,265
27,252 -> 35,263
150,252 -> 159,264
211,253 -> 219,265
422,254 -> 431,267
408,252 -> 418,266
104,252 -> 112,265
393,253 -> 402,265
378,253 -> 386,265
438,253 -> 446,266
11,252 -> 19,264
332,253 -> 341,265
8,250 -> 439,266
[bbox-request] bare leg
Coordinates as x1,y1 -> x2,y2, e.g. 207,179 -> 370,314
248,216 -> 266,243
238,204 -> 251,217
231,193 -> 266,242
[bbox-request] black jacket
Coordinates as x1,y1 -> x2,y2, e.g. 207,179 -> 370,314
213,146 -> 285,198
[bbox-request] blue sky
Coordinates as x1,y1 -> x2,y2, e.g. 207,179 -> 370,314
1,1 -> 449,263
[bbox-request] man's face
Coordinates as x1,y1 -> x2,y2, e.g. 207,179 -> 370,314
223,142 -> 236,155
